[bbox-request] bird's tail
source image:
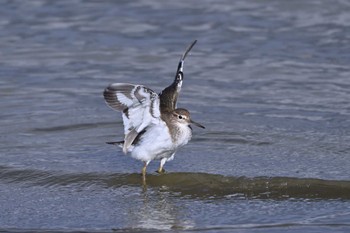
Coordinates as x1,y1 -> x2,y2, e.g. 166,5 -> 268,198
106,141 -> 124,148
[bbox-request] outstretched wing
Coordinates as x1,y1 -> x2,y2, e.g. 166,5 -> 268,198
159,40 -> 197,112
103,83 -> 161,153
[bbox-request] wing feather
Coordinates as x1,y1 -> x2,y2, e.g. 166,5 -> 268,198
103,83 -> 161,153
160,40 -> 197,112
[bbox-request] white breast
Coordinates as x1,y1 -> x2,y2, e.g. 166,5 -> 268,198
130,121 -> 175,162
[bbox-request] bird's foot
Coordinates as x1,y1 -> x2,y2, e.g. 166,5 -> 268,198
156,168 -> 166,174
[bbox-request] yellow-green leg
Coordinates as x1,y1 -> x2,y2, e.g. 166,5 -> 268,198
142,162 -> 147,177
141,161 -> 150,182
157,158 -> 167,174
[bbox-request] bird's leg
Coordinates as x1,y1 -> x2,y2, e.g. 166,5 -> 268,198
141,161 -> 149,182
157,158 -> 167,174
142,162 -> 147,178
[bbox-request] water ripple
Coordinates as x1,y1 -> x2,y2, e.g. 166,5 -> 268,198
1,166 -> 349,200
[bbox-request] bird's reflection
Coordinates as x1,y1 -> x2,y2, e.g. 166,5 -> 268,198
126,181 -> 195,231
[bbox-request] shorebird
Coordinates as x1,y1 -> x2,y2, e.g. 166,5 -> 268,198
103,40 -> 204,180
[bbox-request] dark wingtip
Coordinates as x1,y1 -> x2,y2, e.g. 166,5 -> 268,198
176,40 -> 197,74
181,40 -> 197,61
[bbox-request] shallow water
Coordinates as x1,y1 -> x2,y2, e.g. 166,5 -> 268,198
1,0 -> 350,232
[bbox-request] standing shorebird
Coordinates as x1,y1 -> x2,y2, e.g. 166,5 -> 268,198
103,40 -> 204,180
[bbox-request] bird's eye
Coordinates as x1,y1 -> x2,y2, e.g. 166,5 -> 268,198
178,115 -> 183,119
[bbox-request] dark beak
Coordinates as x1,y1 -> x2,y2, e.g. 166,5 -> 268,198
190,119 -> 205,129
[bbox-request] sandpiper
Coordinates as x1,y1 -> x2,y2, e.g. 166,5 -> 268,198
103,40 -> 204,180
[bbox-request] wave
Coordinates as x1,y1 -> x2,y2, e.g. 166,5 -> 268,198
1,165 -> 349,200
